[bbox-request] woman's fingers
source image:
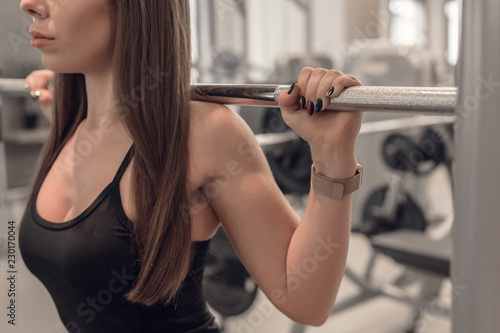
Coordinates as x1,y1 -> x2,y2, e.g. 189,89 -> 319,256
278,68 -> 363,115
36,89 -> 53,106
25,69 -> 54,93
317,73 -> 362,112
278,80 -> 302,111
25,70 -> 55,121
296,67 -> 314,111
311,69 -> 344,113
297,68 -> 348,114
278,67 -> 314,112
303,68 -> 327,115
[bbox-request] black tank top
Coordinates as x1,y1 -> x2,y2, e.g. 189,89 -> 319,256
19,145 -> 220,333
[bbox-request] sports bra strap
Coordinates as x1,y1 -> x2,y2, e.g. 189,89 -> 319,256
113,144 -> 135,182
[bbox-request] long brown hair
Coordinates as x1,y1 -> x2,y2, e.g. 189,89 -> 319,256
26,0 -> 194,306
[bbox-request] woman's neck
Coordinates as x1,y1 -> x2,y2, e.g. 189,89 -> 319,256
82,69 -> 131,143
84,69 -> 120,129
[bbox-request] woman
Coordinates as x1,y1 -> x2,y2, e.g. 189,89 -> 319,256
19,0 -> 363,332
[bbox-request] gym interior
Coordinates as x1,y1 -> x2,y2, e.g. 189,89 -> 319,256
1,0 -> 498,332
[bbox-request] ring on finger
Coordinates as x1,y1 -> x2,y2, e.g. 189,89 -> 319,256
30,90 -> 41,100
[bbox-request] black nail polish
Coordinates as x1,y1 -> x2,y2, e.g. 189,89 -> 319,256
308,101 -> 315,116
326,86 -> 335,97
301,96 -> 306,109
315,99 -> 323,113
288,82 -> 297,95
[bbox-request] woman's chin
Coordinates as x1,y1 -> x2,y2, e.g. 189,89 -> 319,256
41,58 -> 78,74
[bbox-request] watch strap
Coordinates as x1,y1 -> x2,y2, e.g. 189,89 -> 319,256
311,164 -> 363,200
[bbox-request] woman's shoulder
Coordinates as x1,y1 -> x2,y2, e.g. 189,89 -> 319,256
189,101 -> 240,129
189,101 -> 255,148
188,100 -> 261,176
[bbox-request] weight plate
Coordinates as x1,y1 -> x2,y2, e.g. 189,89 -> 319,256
262,108 -> 311,194
360,186 -> 427,236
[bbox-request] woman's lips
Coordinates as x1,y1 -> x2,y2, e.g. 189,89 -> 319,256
31,37 -> 55,48
29,30 -> 55,48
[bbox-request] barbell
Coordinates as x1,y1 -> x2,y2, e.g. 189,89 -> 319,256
0,79 -> 28,96
0,78 -> 457,116
192,84 -> 457,116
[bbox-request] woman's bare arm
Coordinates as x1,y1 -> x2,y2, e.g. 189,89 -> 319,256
194,69 -> 362,326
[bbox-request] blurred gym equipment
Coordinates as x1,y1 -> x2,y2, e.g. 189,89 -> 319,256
290,121 -> 453,333
259,107 -> 311,194
0,82 -> 47,217
203,227 -> 258,331
380,128 -> 447,176
343,39 -> 435,88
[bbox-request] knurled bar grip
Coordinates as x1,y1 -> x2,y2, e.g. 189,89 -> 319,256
192,84 -> 457,116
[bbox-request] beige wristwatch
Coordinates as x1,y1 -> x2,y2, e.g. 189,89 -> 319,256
311,164 -> 363,200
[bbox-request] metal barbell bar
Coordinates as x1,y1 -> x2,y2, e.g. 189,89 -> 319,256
0,79 -> 28,96
191,84 -> 458,116
0,79 -> 457,116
